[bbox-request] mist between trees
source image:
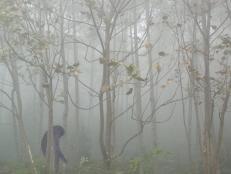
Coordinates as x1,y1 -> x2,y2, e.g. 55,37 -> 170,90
0,0 -> 231,174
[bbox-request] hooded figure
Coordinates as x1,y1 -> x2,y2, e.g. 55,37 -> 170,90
41,125 -> 67,173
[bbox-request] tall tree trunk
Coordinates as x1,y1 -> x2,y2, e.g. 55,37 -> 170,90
88,48 -> 94,145
8,55 -> 37,174
104,22 -> 113,168
201,1 -> 217,173
38,0 -> 45,151
133,0 -> 143,153
38,71 -> 45,145
175,28 -> 193,171
11,88 -> 20,160
60,0 -> 69,151
145,0 -> 157,148
111,29 -> 119,155
44,76 -> 54,174
72,0 -> 80,163
191,15 -> 203,172
178,54 -> 193,171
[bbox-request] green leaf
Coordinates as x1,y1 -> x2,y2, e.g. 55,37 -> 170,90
109,59 -> 119,66
126,64 -> 136,76
133,75 -> 146,81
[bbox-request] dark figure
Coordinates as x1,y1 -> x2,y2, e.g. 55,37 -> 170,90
41,125 -> 67,173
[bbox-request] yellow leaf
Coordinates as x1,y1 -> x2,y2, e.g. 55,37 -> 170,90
167,79 -> 173,84
153,63 -> 161,73
101,84 -> 110,93
144,40 -> 152,49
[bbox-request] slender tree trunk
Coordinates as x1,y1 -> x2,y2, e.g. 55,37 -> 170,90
133,0 -> 143,153
105,22 -> 113,168
45,76 -> 54,174
39,71 -> 45,143
178,56 -> 193,171
191,15 -> 203,172
111,34 -> 117,155
145,0 -> 157,148
99,92 -> 107,164
72,0 -> 80,163
88,48 -> 94,149
38,0 -> 45,150
60,0 -> 69,147
201,1 -> 218,173
8,55 -> 37,174
0,72 -> 5,123
11,88 -> 20,160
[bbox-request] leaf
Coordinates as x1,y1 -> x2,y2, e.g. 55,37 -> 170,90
166,78 -> 174,84
162,15 -> 168,20
109,59 -> 119,66
211,25 -> 217,30
177,23 -> 182,27
158,51 -> 167,57
126,88 -> 133,95
55,68 -> 62,73
85,0 -> 96,7
153,63 -> 161,73
69,69 -> 81,76
42,83 -> 49,88
214,44 -> 225,50
144,40 -> 152,48
54,63 -> 63,73
126,64 -> 136,76
101,84 -> 110,93
215,70 -> 227,75
67,63 -> 81,76
133,76 -> 146,81
161,85 -> 166,89
223,49 -> 231,55
154,148 -> 163,155
73,62 -> 80,67
55,99 -> 64,104
99,57 -> 107,64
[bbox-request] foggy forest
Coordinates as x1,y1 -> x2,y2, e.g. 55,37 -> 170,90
0,0 -> 231,174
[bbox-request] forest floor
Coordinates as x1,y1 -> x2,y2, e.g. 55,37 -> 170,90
0,159 -> 193,174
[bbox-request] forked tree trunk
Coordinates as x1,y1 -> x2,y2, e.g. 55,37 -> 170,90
8,55 -> 37,174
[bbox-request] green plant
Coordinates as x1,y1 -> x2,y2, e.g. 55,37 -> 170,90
127,147 -> 171,174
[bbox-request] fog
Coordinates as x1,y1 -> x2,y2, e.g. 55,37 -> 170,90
0,0 -> 231,174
